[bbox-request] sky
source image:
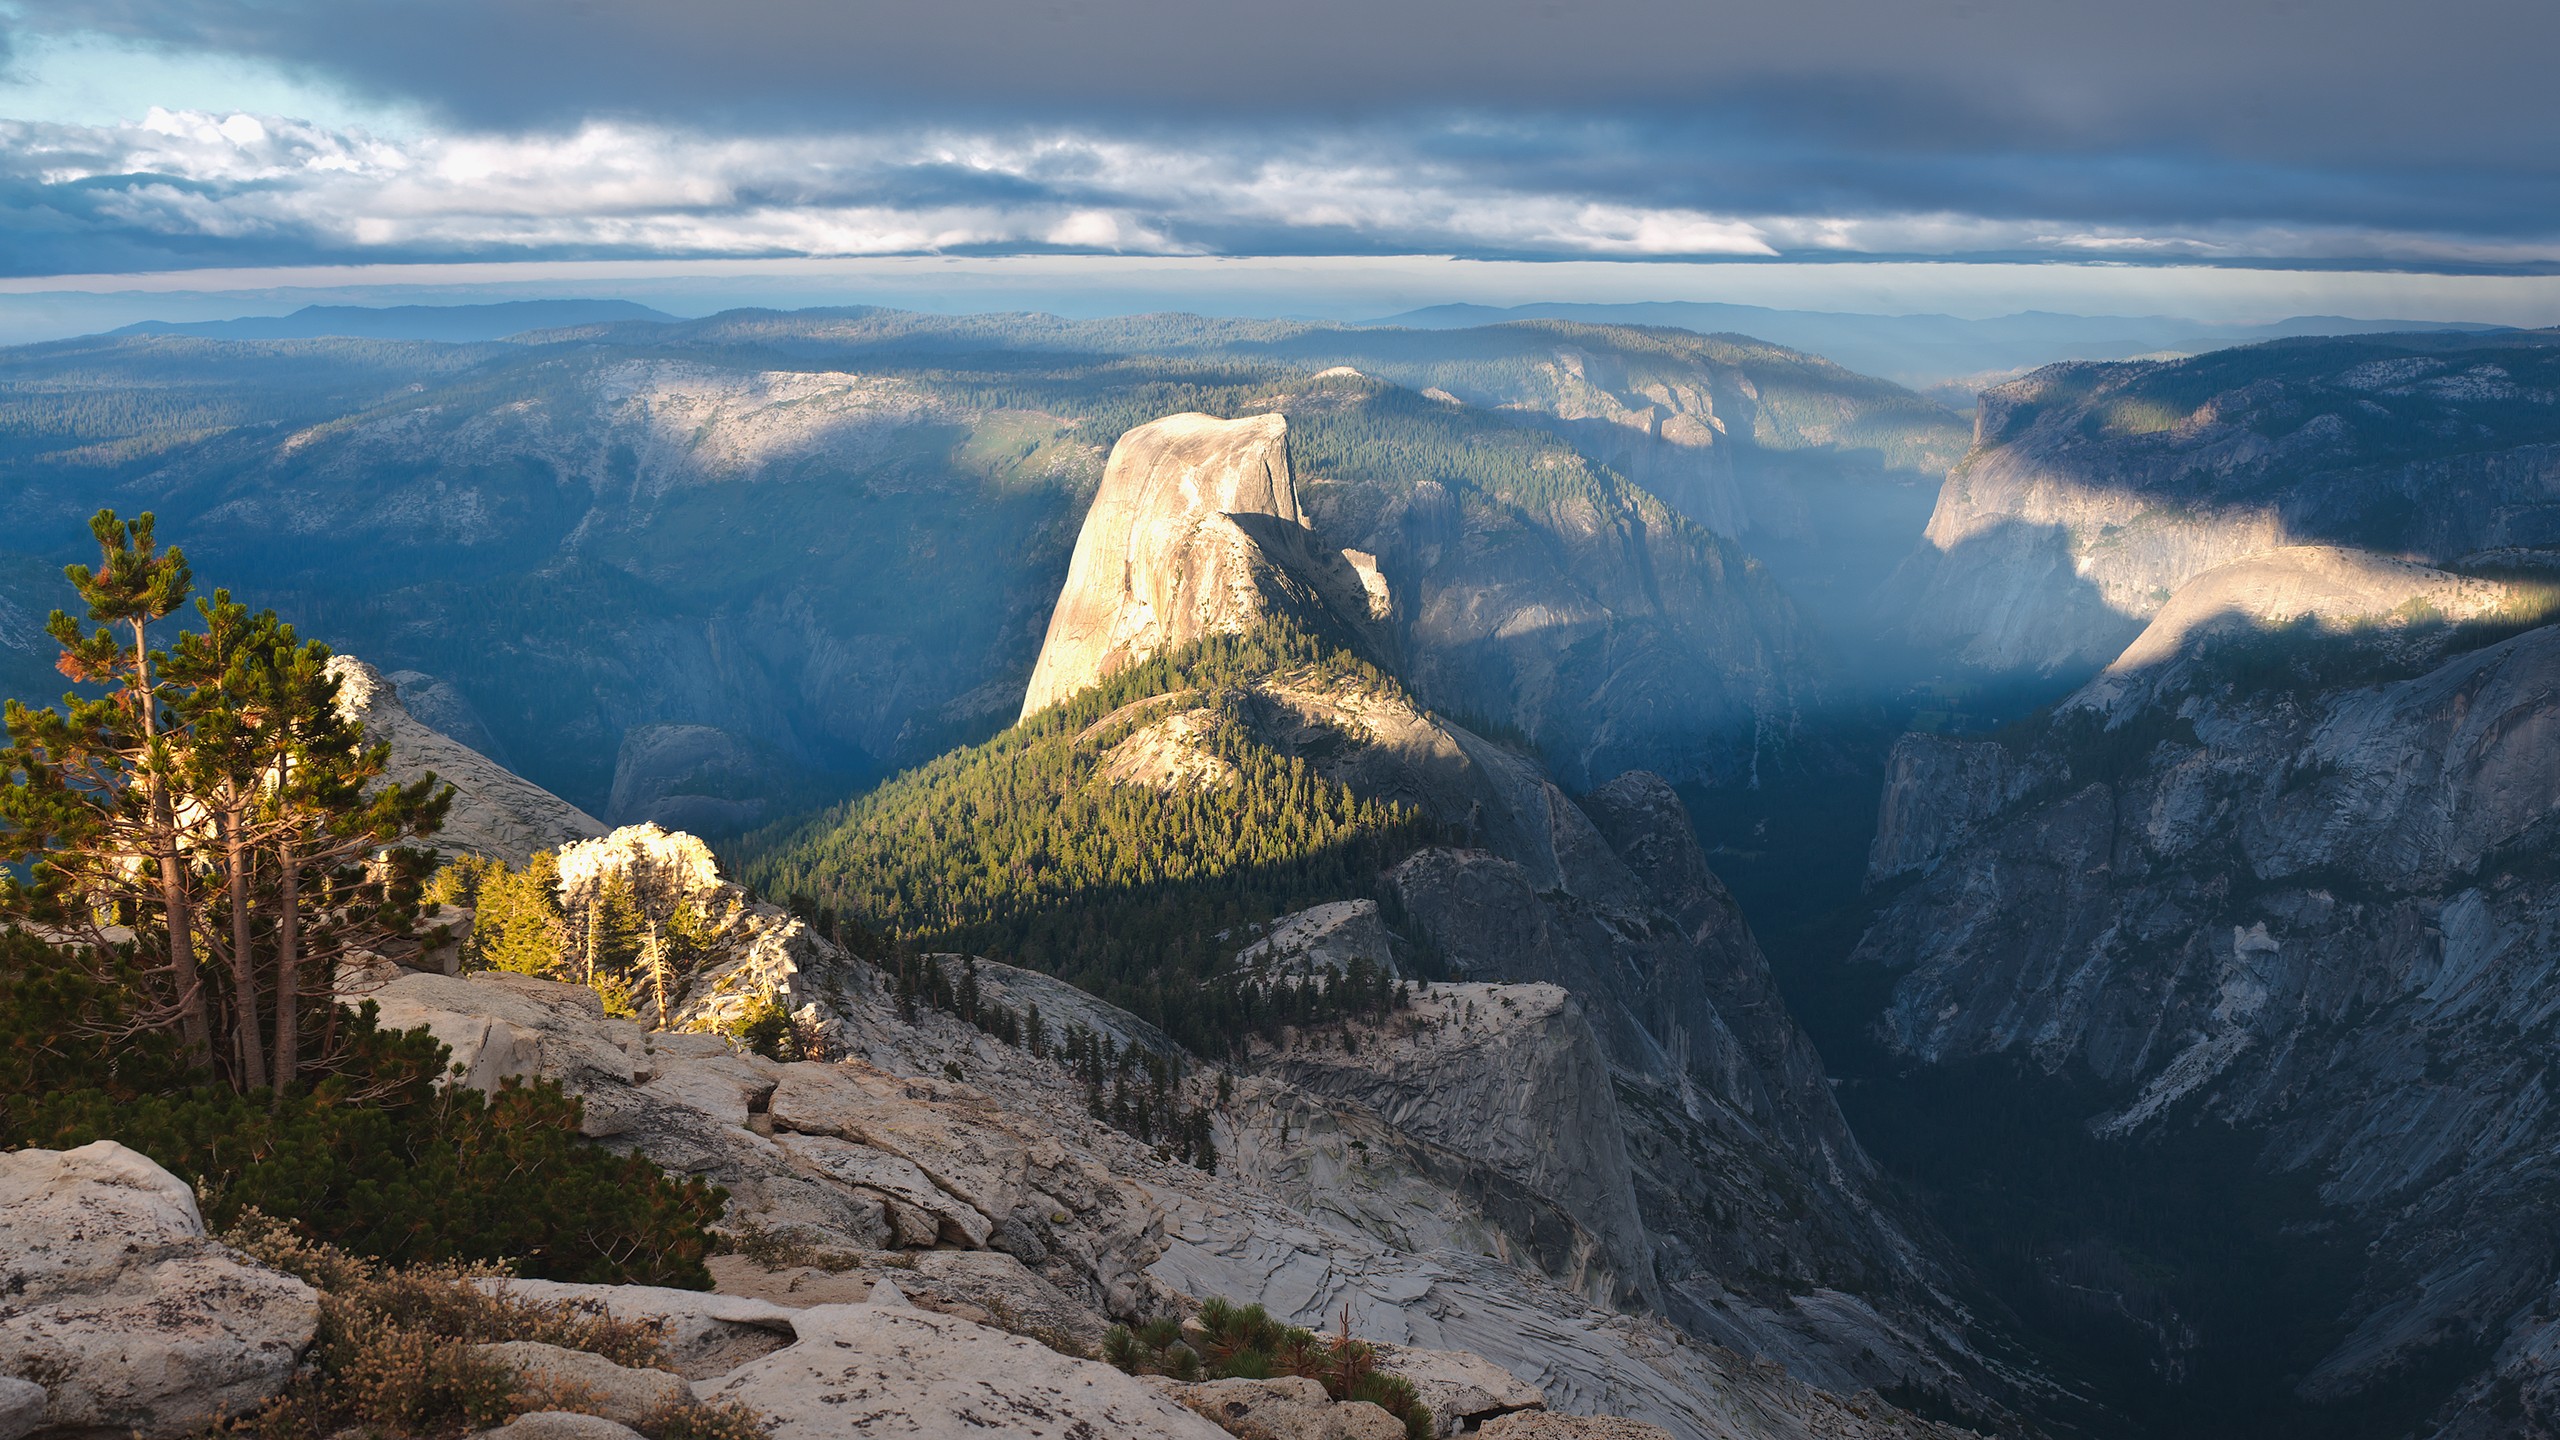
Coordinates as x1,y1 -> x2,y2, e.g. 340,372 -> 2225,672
2,0 -> 2555,330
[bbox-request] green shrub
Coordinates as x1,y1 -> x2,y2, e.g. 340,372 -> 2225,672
0,928 -> 194,1105
638,1399 -> 774,1440
1,929 -> 723,1286
730,993 -> 795,1060
1107,1298 -> 1433,1439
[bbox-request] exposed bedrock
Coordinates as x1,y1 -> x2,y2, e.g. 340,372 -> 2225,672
331,653 -> 606,863
1019,411 -> 1390,719
1854,553 -> 2560,1426
0,1142 -> 319,1438
1886,339 -> 2560,674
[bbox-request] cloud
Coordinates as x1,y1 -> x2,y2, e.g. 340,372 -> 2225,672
3,0 -> 2557,278
34,0 -> 2556,169
4,105 -> 2556,280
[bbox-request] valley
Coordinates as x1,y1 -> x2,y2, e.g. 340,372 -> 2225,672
7,306 -> 2560,1440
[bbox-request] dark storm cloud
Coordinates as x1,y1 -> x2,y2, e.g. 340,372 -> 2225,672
2,0 -> 2555,273
1413,116 -> 2560,240
40,0 -> 2554,163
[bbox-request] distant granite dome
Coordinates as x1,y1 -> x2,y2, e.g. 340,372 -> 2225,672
1017,412 -> 1389,720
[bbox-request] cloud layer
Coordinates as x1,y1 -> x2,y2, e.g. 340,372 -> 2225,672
3,1 -> 2555,277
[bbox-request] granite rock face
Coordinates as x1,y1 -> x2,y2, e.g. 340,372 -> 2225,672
1297,468 -> 1810,790
1864,734 -> 2044,885
1369,1342 -> 1547,1434
1852,567 -> 2560,1427
1024,489 -> 1992,1410
1157,1375 -> 1403,1440
1240,981 -> 1654,1311
0,1379 -> 44,1440
387,667 -> 512,763
607,723 -> 786,835
1017,400 -> 1815,789
1279,760 -> 1957,1399
0,1142 -> 319,1438
694,1303 -> 1230,1440
1020,412 -> 1389,719
331,653 -> 606,863
2068,545 -> 2526,719
473,1341 -> 690,1425
1073,644 -> 1978,1400
1233,899 -> 1398,979
1886,336 -> 2560,673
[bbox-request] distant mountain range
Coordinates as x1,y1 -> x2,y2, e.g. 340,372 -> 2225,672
110,299 -> 680,343
3,306 -> 1960,827
87,298 -> 2530,411
1373,300 -> 2518,406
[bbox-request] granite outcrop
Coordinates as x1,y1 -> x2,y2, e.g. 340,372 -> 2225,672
0,1141 -> 319,1438
1886,334 -> 2560,674
332,654 -> 606,863
1019,412 -> 1391,720
1852,546 -> 2560,1432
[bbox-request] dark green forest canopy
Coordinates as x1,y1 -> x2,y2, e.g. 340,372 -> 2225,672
732,623 -> 1445,1054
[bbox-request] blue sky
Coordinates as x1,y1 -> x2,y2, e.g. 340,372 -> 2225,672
3,0 -> 2554,328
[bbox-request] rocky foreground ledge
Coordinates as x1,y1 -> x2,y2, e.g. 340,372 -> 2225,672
0,768 -> 1973,1437
0,936 -> 1977,1440
0,1138 -> 1683,1440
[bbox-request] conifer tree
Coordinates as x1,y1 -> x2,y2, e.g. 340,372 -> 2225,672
588,869 -> 644,978
2,511 -> 211,1065
0,512 -> 450,1094
477,850 -> 568,975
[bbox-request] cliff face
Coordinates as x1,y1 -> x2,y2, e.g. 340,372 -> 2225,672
1239,980 -> 1654,1311
1865,733 -> 2042,885
1383,799 -> 1973,1403
1851,573 -> 2560,1428
328,654 -> 605,863
1298,452 -> 1811,789
1119,686 -> 1985,1400
2066,544 -> 2524,718
1019,411 -> 1391,719
1886,335 -> 2560,674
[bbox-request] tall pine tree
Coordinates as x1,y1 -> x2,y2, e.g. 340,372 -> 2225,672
1,513 -> 451,1095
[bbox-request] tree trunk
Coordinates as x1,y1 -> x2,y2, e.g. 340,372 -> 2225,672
135,621 -> 212,1070
647,921 -> 669,1029
271,848 -> 302,1102
224,807 -> 267,1092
